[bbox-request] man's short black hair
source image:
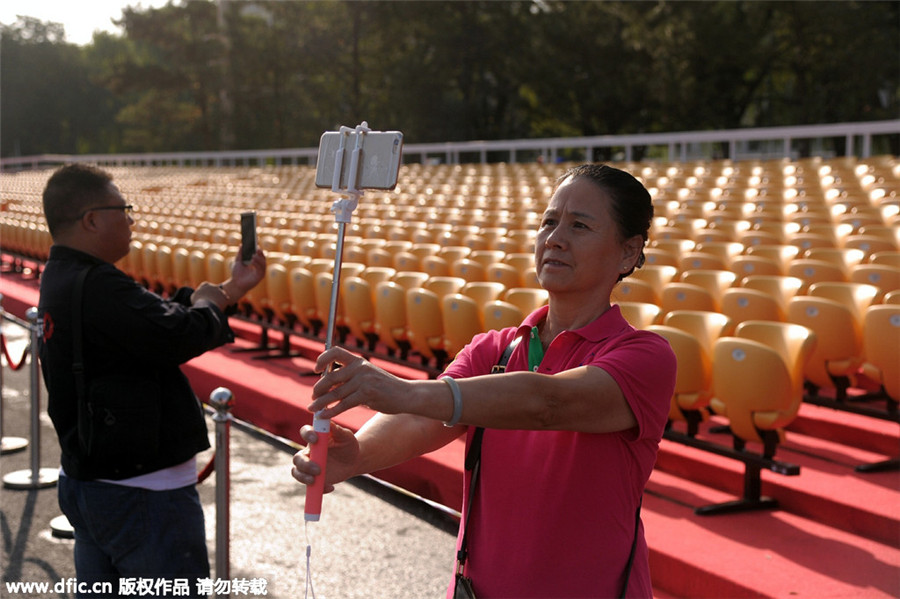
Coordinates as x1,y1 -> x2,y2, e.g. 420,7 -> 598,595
42,164 -> 114,238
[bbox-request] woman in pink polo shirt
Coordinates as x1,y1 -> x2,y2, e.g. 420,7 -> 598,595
292,163 -> 676,598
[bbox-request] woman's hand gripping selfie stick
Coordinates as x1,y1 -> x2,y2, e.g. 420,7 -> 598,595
304,124 -> 368,522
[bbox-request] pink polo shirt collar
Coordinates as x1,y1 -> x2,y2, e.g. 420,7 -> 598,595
516,302 -> 628,343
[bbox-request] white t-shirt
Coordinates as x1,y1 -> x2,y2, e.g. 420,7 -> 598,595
61,457 -> 198,491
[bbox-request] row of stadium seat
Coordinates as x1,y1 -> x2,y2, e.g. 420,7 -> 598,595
2,154 -> 898,240
652,304 -> 898,468
1,156 -> 897,474
616,261 -> 900,310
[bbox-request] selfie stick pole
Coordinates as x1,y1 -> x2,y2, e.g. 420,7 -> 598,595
304,122 -> 370,522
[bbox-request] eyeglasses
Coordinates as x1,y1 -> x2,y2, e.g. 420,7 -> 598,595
78,205 -> 134,219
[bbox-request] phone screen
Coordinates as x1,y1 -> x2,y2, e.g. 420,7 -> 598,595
240,212 -> 257,263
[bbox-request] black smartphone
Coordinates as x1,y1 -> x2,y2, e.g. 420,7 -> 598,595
240,212 -> 257,264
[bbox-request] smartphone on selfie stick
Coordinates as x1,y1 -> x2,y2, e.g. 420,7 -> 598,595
304,122 -> 403,522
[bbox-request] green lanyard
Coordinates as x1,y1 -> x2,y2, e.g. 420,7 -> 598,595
528,326 -> 545,372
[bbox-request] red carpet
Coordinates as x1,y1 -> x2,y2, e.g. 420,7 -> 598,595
3,266 -> 898,598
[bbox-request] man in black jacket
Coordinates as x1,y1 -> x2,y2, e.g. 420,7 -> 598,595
38,163 -> 265,597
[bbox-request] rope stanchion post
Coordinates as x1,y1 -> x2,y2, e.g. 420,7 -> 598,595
2,307 -> 58,489
1,293 -> 30,455
209,386 -> 234,596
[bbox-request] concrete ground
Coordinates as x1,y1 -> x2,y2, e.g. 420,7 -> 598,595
1,318 -> 458,599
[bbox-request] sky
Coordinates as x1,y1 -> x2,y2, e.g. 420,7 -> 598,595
1,0 -> 171,46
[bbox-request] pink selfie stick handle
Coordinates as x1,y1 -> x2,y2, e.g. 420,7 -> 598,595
304,416 -> 331,521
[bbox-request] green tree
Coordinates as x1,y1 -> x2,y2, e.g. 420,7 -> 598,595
1,17 -> 115,156
104,1 -> 224,151
1,0 -> 897,157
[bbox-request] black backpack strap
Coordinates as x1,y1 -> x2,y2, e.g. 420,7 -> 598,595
72,265 -> 95,405
619,496 -> 643,598
457,334 -> 522,568
489,335 -> 521,374
466,335 -> 521,470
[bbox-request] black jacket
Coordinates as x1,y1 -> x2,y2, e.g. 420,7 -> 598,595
38,245 -> 233,480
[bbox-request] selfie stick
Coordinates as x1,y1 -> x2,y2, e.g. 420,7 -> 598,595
305,122 -> 371,522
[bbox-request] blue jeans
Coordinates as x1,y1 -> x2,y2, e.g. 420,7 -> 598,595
58,476 -> 210,598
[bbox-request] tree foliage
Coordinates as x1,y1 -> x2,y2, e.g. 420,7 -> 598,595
1,0 -> 897,157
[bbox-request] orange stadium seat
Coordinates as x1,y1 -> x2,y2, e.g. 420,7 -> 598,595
648,324 -> 713,435
289,267 -> 321,334
807,281 -> 882,323
787,259 -> 848,291
660,282 -> 717,314
392,251 -> 421,272
208,252 -> 229,289
744,244 -> 801,273
710,321 -> 816,457
631,264 -> 679,296
789,232 -> 836,253
424,276 -> 467,299
611,278 -> 657,305
187,249 -> 207,288
440,245 -> 472,264
729,255 -> 784,278
618,301 -> 663,329
843,234 -> 898,260
721,287 -> 786,325
172,247 -> 191,289
450,258 -> 488,282
678,251 -> 729,272
482,300 -> 524,332
642,247 -> 680,268
265,263 -> 294,326
442,294 -> 484,357
861,305 -> 900,402
650,237 -> 696,256
803,247 -> 867,276
470,249 -> 506,268
360,266 -> 397,290
406,287 -> 446,365
849,264 -> 900,296
680,269 -> 738,311
341,276 -> 378,350
421,255 -> 451,277
410,242 -> 441,263
503,287 -> 549,316
870,251 -> 900,267
154,244 -> 175,293
693,241 -> 745,266
787,296 -> 863,401
502,252 -> 536,273
307,258 -> 335,275
663,309 -> 733,352
373,281 -> 410,356
486,262 -> 523,289
460,281 -> 507,311
366,247 -> 394,268
392,271 -> 430,290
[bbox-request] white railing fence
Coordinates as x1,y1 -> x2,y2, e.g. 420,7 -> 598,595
2,120 -> 898,171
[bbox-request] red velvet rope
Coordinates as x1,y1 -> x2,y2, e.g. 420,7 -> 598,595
197,454 -> 215,483
0,332 -> 30,371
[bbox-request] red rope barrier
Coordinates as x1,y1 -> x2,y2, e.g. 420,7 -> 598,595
197,454 -> 215,483
0,332 -> 30,371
